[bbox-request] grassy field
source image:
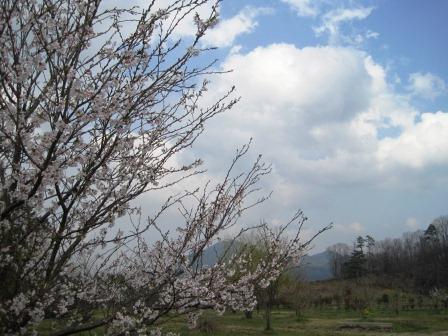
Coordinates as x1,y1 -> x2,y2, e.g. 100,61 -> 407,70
38,307 -> 448,335
157,308 -> 448,336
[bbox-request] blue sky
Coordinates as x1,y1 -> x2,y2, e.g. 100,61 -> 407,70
126,0 -> 448,251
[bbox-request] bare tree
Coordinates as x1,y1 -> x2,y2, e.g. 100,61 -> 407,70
326,243 -> 350,279
0,1 -> 324,335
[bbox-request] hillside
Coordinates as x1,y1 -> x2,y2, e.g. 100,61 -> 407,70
200,242 -> 333,282
300,251 -> 333,281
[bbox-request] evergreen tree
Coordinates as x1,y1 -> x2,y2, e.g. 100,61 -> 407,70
343,236 -> 367,278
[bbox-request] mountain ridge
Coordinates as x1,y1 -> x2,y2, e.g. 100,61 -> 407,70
199,241 -> 332,282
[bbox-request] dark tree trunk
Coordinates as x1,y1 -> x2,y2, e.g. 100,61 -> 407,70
265,302 -> 272,331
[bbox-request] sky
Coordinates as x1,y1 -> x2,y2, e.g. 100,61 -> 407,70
123,0 -> 448,252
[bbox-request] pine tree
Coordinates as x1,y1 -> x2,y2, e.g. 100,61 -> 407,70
343,236 -> 367,278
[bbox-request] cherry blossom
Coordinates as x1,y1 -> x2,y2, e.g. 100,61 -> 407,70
0,1 -> 328,335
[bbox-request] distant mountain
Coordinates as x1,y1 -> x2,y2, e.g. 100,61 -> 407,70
299,251 -> 333,281
197,240 -> 228,266
199,241 -> 333,282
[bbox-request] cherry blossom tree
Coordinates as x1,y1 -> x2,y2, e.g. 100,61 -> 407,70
0,0 -> 328,334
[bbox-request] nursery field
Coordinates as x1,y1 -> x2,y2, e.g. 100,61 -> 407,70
38,307 -> 448,335
157,308 -> 448,336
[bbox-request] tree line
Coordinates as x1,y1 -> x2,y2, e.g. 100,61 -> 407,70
327,216 -> 448,292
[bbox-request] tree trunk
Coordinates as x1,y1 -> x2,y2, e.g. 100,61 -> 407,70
265,302 -> 272,331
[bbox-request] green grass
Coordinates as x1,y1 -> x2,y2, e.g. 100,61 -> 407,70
157,308 -> 448,336
38,308 -> 448,335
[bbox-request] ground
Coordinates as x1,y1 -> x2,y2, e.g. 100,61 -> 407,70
159,308 -> 448,336
38,307 -> 448,335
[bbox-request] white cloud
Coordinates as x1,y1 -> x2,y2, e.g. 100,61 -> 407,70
229,44 -> 243,55
366,30 -> 380,39
334,222 -> 365,234
196,43 -> 448,194
99,2 -> 270,48
202,7 -> 272,48
314,7 -> 375,45
281,1 -> 377,46
70,1 -> 448,250
377,112 -> 448,169
281,0 -> 321,17
185,42 -> 448,250
216,44 -> 372,125
408,72 -> 447,100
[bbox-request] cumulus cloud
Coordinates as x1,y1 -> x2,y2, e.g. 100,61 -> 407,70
215,44 -> 372,125
153,43 -> 448,249
102,2 -> 447,246
408,72 -> 447,100
202,7 -> 272,48
195,43 -> 448,195
66,1 -> 448,250
377,112 -> 448,169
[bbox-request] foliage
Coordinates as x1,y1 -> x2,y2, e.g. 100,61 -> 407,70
342,236 -> 368,279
